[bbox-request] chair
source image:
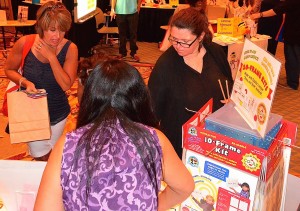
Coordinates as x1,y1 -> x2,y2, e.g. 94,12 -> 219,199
95,7 -> 119,46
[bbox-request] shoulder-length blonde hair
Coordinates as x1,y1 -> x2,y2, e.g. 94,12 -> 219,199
35,1 -> 72,38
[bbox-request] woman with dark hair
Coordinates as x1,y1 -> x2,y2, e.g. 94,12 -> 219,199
76,50 -> 112,103
160,0 -> 213,51
34,59 -> 194,210
4,1 -> 78,161
149,7 -> 233,158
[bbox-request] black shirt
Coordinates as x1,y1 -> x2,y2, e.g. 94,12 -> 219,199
149,43 -> 233,157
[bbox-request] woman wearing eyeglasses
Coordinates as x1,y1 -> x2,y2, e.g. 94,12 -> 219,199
148,7 -> 233,158
4,1 -> 78,161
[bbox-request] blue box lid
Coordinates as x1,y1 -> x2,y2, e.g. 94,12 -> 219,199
205,102 -> 282,137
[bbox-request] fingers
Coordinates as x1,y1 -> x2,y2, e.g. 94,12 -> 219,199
26,84 -> 38,93
110,15 -> 115,21
36,42 -> 42,51
220,99 -> 231,104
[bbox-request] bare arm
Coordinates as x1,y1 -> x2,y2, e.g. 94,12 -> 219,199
156,129 -> 195,211
250,9 -> 277,20
110,0 -> 117,20
137,0 -> 142,13
34,135 -> 66,211
4,35 -> 37,92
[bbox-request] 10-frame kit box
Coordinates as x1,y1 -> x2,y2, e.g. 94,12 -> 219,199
180,100 -> 296,211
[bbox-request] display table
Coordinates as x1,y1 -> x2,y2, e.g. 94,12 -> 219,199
0,20 -> 36,57
138,4 -> 175,42
0,160 -> 46,211
0,160 -> 298,210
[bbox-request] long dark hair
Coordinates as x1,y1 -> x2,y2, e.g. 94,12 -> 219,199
170,7 -> 212,45
74,59 -> 160,203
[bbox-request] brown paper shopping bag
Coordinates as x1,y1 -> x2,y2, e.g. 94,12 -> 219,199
7,91 -> 51,143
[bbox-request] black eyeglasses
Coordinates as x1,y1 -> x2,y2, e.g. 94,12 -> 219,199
168,35 -> 199,48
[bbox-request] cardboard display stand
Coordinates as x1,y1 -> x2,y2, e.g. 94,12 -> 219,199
230,39 -> 281,137
173,40 -> 297,211
180,99 -> 296,211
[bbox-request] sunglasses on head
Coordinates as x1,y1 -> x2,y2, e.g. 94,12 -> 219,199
40,2 -> 65,18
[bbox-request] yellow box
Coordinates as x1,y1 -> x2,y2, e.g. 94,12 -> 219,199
217,17 -> 245,37
169,0 -> 179,6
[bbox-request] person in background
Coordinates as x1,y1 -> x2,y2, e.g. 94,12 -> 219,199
250,0 -> 300,90
110,0 -> 142,61
187,0 -> 207,10
239,0 -> 261,14
237,0 -> 282,55
226,0 -> 239,18
256,0 -> 283,55
77,50 -> 111,104
34,59 -> 195,210
4,1 -> 78,161
148,8 -> 233,158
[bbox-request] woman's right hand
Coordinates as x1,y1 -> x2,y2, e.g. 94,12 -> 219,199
22,79 -> 38,93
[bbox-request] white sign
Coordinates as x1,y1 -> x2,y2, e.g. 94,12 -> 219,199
231,39 -> 281,137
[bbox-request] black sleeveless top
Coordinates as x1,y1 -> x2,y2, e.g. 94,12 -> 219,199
23,41 -> 72,125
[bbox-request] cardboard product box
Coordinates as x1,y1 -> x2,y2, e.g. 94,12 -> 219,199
217,18 -> 245,37
180,101 -> 297,211
205,102 -> 282,150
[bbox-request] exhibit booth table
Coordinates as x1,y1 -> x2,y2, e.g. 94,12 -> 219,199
0,147 -> 299,210
0,160 -> 46,211
0,20 -> 36,55
138,4 -> 175,43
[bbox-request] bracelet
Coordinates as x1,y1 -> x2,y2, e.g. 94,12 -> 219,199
19,77 -> 27,87
260,12 -> 263,18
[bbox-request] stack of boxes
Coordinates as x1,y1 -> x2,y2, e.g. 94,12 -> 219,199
180,100 -> 296,211
178,40 -> 297,211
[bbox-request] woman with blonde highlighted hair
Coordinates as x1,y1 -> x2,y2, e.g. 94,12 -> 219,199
4,1 -> 78,161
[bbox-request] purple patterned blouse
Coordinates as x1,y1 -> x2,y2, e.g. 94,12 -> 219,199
61,121 -> 163,210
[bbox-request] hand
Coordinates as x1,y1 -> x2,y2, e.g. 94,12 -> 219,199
110,10 -> 116,21
35,38 -> 56,61
221,98 -> 231,104
24,80 -> 38,93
